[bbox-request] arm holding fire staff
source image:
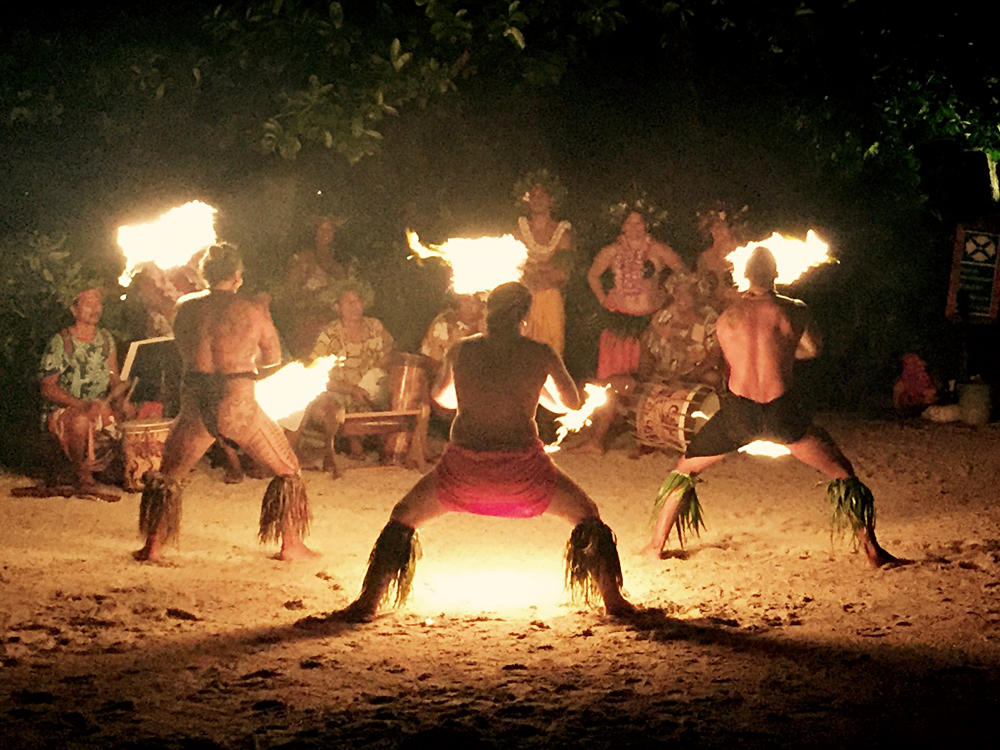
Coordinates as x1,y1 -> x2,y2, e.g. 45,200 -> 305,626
133,242 -> 317,563
646,244 -> 899,568
326,282 -> 635,622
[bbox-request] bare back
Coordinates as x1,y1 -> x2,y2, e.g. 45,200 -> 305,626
716,291 -> 812,403
173,291 -> 281,376
445,334 -> 577,451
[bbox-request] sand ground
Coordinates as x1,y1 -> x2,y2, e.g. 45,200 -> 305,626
3,414 -> 1000,748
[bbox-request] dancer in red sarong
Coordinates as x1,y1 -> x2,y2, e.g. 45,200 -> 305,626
334,282 -> 636,620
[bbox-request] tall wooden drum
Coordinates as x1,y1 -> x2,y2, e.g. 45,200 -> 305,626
385,353 -> 432,462
633,383 -> 719,453
121,418 -> 174,492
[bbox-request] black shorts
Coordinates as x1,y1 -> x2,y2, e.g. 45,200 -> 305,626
684,391 -> 812,458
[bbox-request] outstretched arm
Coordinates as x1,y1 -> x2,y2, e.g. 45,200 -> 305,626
431,345 -> 458,411
539,348 -> 582,413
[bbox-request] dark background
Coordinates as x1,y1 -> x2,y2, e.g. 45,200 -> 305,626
3,0 -> 999,467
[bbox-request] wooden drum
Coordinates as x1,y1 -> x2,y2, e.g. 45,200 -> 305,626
385,353 -> 433,462
633,383 -> 719,453
121,418 -> 174,492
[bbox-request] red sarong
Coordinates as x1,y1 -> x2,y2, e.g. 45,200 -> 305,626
435,440 -> 557,518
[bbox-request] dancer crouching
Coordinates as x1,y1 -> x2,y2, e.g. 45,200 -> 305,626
646,246 -> 897,567
338,282 -> 635,620
133,243 -> 316,562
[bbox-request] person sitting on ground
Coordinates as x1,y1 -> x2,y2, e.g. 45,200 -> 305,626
293,276 -> 395,465
327,282 -> 635,621
39,286 -> 134,491
419,292 -> 487,371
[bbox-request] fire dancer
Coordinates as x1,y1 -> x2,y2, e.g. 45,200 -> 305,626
513,171 -> 572,357
40,287 -> 133,490
647,246 -> 898,567
335,282 -> 635,620
133,243 -> 317,562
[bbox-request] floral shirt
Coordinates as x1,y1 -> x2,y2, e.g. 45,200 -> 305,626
309,317 -> 394,389
419,309 -> 484,366
641,305 -> 719,384
38,328 -> 116,420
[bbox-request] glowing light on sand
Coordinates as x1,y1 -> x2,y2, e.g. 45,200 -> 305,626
727,230 -> 832,291
407,230 -> 528,296
546,383 -> 610,452
412,565 -> 564,614
117,201 -> 218,286
738,440 -> 792,458
256,355 -> 343,428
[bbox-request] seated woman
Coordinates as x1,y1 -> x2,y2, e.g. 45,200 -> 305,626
293,277 -> 394,465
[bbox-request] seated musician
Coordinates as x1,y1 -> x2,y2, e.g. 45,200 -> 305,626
39,287 -> 134,490
292,277 -> 395,465
572,272 -> 722,454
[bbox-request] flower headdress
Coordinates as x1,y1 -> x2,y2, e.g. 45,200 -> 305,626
513,169 -> 568,212
607,187 -> 670,232
324,275 -> 375,311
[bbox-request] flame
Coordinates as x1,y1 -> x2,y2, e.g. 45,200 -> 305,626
255,355 -> 343,428
407,230 -> 527,296
116,201 -> 218,286
546,383 -> 610,452
738,440 -> 792,458
727,230 -> 832,291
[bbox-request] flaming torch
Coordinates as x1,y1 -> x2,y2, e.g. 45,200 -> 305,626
255,355 -> 344,431
545,383 -> 610,453
407,230 -> 527,296
727,229 -> 833,291
116,201 -> 218,286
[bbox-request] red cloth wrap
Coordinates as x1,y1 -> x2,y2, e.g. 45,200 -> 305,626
435,439 -> 558,518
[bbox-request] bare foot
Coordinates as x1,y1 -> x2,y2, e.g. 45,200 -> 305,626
279,540 -> 322,561
857,528 -> 900,568
132,542 -> 162,562
605,596 -> 638,618
640,542 -> 665,561
566,440 -> 605,455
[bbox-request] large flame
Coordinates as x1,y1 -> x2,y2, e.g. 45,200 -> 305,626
255,355 -> 343,429
546,383 -> 610,453
738,440 -> 792,458
407,230 -> 527,296
117,201 -> 218,286
727,230 -> 832,291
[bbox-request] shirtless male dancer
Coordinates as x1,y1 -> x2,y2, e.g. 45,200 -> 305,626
336,282 -> 635,620
646,246 -> 897,567
133,243 -> 317,562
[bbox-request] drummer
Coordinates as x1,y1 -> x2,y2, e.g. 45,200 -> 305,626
572,272 -> 722,454
419,292 -> 487,372
291,276 -> 395,464
39,286 -> 135,491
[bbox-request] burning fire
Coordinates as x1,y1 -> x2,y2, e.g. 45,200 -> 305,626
546,383 -> 610,453
116,201 -> 218,286
738,440 -> 792,458
727,230 -> 832,291
255,355 -> 343,429
407,230 -> 528,296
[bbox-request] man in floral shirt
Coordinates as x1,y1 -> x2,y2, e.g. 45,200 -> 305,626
39,287 -> 130,489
